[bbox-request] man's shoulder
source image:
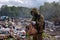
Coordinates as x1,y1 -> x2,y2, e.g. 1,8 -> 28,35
41,14 -> 44,18
38,14 -> 44,20
38,14 -> 44,18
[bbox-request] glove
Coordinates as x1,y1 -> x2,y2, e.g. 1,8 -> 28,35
32,21 -> 36,25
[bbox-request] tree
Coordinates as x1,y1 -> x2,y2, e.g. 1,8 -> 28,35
39,2 -> 60,21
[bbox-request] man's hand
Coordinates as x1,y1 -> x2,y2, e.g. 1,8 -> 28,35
32,21 -> 36,25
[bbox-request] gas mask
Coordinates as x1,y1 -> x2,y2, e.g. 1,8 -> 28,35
31,11 -> 38,17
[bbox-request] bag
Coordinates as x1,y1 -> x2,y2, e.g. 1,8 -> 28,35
26,24 -> 37,35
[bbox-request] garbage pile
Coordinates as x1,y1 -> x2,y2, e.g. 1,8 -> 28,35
0,16 -> 27,40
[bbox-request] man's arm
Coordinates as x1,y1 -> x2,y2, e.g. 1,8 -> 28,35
37,14 -> 44,26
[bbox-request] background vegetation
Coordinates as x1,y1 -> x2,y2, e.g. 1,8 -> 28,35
0,2 -> 60,21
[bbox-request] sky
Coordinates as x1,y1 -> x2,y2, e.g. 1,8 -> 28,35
0,0 -> 59,8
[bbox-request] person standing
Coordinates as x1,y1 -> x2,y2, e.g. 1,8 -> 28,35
30,8 -> 44,40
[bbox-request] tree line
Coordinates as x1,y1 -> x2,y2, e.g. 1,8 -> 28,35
0,2 -> 60,21
39,2 -> 60,21
0,5 -> 31,18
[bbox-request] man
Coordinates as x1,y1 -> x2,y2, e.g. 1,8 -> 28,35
31,8 -> 44,40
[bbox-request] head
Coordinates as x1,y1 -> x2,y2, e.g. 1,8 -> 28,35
31,8 -> 39,16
